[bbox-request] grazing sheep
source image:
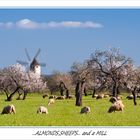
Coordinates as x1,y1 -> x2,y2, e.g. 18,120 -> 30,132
56,96 -> 65,100
108,100 -> 124,113
49,95 -> 56,99
104,94 -> 109,98
137,95 -> 140,98
80,106 -> 91,114
48,99 -> 55,106
96,94 -> 104,99
92,94 -> 98,98
109,97 -> 117,103
1,104 -> 16,114
67,95 -> 74,99
42,94 -> 48,99
126,95 -> 133,100
37,106 -> 48,114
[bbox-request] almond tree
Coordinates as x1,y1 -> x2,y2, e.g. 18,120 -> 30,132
70,62 -> 89,106
47,71 -> 72,97
0,64 -> 47,101
123,64 -> 140,105
87,48 -> 132,97
86,59 -> 110,97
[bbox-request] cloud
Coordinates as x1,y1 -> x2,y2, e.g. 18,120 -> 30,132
0,19 -> 103,29
16,19 -> 39,29
47,21 -> 103,28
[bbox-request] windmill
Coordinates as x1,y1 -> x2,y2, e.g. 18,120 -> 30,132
17,48 -> 46,75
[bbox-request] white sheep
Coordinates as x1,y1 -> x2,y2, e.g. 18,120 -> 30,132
80,106 -> 91,114
48,99 -> 55,106
1,104 -> 16,114
96,94 -> 104,99
49,95 -> 56,99
108,100 -> 124,113
92,94 -> 98,98
56,96 -> 65,100
37,106 -> 48,114
42,94 -> 48,99
104,94 -> 109,98
126,95 -> 133,100
68,95 -> 74,99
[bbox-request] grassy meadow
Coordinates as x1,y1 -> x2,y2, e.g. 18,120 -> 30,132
0,93 -> 140,126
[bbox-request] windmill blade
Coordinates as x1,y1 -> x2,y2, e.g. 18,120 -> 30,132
25,48 -> 31,61
34,48 -> 41,59
17,60 -> 29,66
39,63 -> 46,67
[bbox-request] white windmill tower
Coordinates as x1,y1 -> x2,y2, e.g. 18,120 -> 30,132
17,48 -> 46,75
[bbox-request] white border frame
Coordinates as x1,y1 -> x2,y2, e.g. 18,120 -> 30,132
0,0 -> 140,8
0,1 -> 140,139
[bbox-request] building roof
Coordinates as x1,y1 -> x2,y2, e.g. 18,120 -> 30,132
30,58 -> 40,70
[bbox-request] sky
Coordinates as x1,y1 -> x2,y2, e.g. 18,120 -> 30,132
0,9 -> 140,75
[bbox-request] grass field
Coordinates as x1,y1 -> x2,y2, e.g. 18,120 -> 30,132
0,93 -> 140,126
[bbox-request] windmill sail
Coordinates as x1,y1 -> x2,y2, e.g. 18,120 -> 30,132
17,60 -> 28,66
25,48 -> 31,61
39,63 -> 46,67
34,48 -> 41,59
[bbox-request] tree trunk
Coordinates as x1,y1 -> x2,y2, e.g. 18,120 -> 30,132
84,87 -> 87,96
66,89 -> 69,99
132,90 -> 137,106
59,81 -> 66,96
112,84 -> 117,97
75,82 -> 83,106
60,89 -> 64,96
23,90 -> 28,100
112,80 -> 119,97
116,86 -> 120,95
7,87 -> 20,101
81,81 -> 87,96
16,92 -> 22,100
75,92 -> 82,106
92,87 -> 96,98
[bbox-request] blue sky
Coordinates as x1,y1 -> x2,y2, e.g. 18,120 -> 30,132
0,9 -> 140,74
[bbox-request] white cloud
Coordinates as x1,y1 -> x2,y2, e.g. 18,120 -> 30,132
82,21 -> 103,28
16,19 -> 39,29
42,21 -> 103,29
0,19 -> 103,29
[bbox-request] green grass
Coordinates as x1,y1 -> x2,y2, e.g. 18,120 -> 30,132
0,93 -> 140,126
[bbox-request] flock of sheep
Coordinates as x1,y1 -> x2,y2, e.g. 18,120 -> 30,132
0,94 -> 125,115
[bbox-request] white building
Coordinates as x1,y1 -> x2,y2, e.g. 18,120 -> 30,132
30,58 -> 41,75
